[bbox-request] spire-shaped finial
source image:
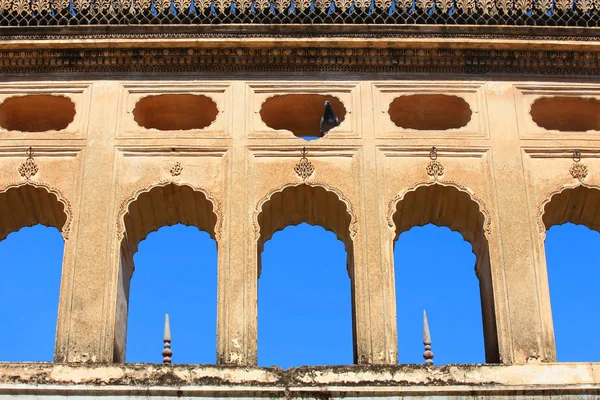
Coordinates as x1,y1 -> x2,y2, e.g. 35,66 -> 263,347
162,313 -> 172,365
423,310 -> 434,366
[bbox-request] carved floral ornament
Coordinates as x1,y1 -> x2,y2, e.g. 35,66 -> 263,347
170,161 -> 183,177
18,147 -> 39,180
386,180 -> 492,239
253,181 -> 358,242
426,146 -> 444,180
116,180 -> 223,242
294,147 -> 315,181
570,149 -> 589,182
0,181 -> 73,240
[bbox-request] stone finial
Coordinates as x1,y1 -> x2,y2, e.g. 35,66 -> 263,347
423,310 -> 434,366
162,313 -> 173,365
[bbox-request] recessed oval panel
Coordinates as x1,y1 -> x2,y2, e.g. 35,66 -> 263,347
0,95 -> 76,132
133,94 -> 219,131
530,96 -> 600,132
260,94 -> 346,138
388,94 -> 472,130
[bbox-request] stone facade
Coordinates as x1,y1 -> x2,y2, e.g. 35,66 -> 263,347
1,8 -> 600,396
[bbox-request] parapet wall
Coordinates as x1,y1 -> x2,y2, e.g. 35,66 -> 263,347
1,363 -> 600,399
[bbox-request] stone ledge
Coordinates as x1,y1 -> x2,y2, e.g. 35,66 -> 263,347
1,363 -> 600,389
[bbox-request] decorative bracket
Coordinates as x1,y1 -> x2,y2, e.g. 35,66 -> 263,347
426,146 -> 444,180
294,147 -> 315,181
569,149 -> 588,182
18,147 -> 39,180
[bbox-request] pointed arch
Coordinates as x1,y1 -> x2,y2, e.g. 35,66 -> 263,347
388,181 -> 499,363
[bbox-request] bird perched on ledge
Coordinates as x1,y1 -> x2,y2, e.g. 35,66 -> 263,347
320,100 -> 340,137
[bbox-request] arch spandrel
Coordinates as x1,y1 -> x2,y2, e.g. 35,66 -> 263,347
538,183 -> 600,238
253,181 -> 358,246
0,181 -> 73,241
387,181 -> 492,245
117,180 -> 223,255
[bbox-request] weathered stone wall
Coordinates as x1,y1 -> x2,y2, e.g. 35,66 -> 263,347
0,78 -> 598,369
2,363 -> 600,399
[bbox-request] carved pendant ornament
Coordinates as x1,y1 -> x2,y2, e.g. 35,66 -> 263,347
426,146 -> 444,180
294,147 -> 315,181
570,149 -> 588,182
170,161 -> 183,177
18,147 -> 39,180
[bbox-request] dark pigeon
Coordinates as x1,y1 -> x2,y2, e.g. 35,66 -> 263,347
319,100 -> 340,137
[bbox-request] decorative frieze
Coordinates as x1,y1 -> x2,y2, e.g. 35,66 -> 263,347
1,46 -> 600,75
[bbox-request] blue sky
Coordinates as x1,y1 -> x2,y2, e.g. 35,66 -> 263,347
0,221 -> 599,365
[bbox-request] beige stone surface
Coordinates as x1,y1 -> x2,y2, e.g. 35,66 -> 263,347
0,78 -> 598,369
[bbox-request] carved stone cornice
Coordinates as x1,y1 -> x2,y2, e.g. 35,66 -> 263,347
2,44 -> 600,75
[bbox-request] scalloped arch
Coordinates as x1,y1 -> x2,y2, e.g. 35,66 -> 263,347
0,180 -> 73,241
387,181 -> 492,246
537,182 -> 600,238
253,181 -> 358,245
117,180 -> 222,254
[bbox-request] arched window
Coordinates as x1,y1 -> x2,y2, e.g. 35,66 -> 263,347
395,225 -> 484,364
256,184 -> 356,366
541,185 -> 600,361
0,183 -> 70,361
126,224 -> 217,363
116,182 -> 220,363
390,183 -> 499,364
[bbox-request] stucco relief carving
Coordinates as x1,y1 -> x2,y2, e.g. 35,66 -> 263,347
170,161 -> 183,177
117,180 -> 223,243
0,180 -> 73,240
18,147 -> 39,180
294,148 -> 315,181
570,162 -> 589,181
253,181 -> 358,242
387,181 -> 492,239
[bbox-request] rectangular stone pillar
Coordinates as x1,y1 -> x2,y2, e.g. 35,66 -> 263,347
485,81 -> 555,363
217,81 -> 256,365
55,81 -> 120,362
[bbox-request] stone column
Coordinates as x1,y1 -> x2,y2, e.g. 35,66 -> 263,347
354,81 -> 397,364
55,81 -> 121,362
485,81 -> 555,363
217,81 -> 255,365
